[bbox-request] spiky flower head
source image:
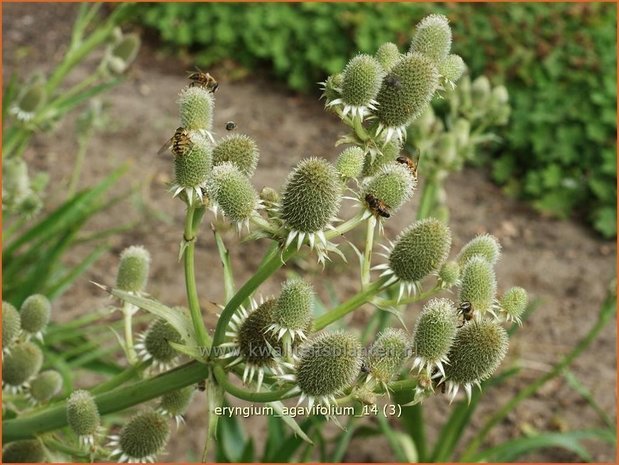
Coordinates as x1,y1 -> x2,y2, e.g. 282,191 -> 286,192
457,233 -> 501,266
2,301 -> 21,350
172,132 -> 212,205
270,279 -> 314,341
19,294 -> 51,339
2,440 -> 46,463
10,83 -> 46,122
135,319 -> 182,372
321,73 -> 343,103
411,298 -> 458,377
380,218 -> 451,299
471,75 -> 491,108
260,186 -> 280,205
336,54 -> 384,117
280,158 -> 342,257
28,370 -> 63,404
159,387 -> 194,426
116,246 -> 151,294
438,261 -> 460,288
439,54 -> 465,87
66,389 -> 101,447
336,147 -> 365,179
362,139 -> 401,177
459,256 -> 497,317
444,319 -> 508,402
499,287 -> 528,325
212,134 -> 259,177
206,162 -> 259,229
362,163 -> 415,216
2,341 -> 43,392
294,331 -> 362,407
410,14 -> 452,64
109,409 -> 170,463
375,42 -> 401,72
178,86 -> 214,133
105,33 -> 140,74
365,328 -> 410,386
374,53 -> 439,141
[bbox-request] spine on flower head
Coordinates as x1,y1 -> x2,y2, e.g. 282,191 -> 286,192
410,14 -> 452,64
19,294 -> 51,337
212,134 -> 259,177
116,245 -> 151,293
459,256 -> 497,316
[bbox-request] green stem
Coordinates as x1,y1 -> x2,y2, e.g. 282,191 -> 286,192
313,278 -> 388,331
123,303 -> 138,365
213,365 -> 296,403
352,115 -> 370,142
2,361 -> 210,443
361,216 -> 376,288
184,205 -> 211,348
417,178 -> 438,220
459,293 -> 616,461
212,226 -> 236,303
90,362 -> 148,395
373,285 -> 441,309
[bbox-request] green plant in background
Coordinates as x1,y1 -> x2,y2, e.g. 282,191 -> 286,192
136,2 -> 617,237
2,10 -> 615,465
3,3 -> 140,306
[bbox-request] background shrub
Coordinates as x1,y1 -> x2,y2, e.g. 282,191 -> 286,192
136,2 -> 617,237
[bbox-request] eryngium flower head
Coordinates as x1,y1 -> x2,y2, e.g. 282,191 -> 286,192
410,14 -> 452,64
29,370 -> 63,404
365,328 -> 410,385
500,286 -> 528,325
320,73 -> 343,103
337,54 -> 384,117
374,53 -> 439,141
212,134 -> 259,177
362,140 -> 401,177
159,387 -> 194,426
136,319 -> 182,372
270,279 -> 314,340
362,163 -> 415,217
10,83 -> 46,122
206,162 -> 259,230
295,331 -> 362,407
471,75 -> 491,108
109,409 -> 170,463
172,132 -> 213,205
178,86 -> 214,133
411,298 -> 458,377
2,439 -> 46,463
2,341 -> 43,392
280,158 -> 342,247
116,246 -> 151,294
375,42 -> 401,72
444,319 -> 508,402
459,256 -> 498,316
2,301 -> 21,350
379,218 -> 451,299
439,54 -> 465,87
19,294 -> 51,339
438,260 -> 460,288
336,147 -> 365,179
457,233 -> 501,266
105,33 -> 140,74
66,389 -> 101,447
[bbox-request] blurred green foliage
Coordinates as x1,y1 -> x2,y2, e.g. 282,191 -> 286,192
136,2 -> 617,237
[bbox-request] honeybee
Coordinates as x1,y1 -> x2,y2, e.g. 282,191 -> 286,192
197,379 -> 206,392
157,127 -> 193,157
384,74 -> 402,90
397,155 -> 418,180
456,301 -> 474,328
225,121 -> 237,131
365,193 -> 391,218
188,68 -> 219,93
360,362 -> 370,374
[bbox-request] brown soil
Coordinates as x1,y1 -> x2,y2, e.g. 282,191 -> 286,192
3,4 -> 617,463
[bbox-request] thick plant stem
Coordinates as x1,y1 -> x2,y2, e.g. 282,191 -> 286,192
361,216 -> 377,288
417,178 -> 438,220
313,277 -> 388,331
123,303 -> 138,365
213,365 -> 295,403
184,205 -> 211,348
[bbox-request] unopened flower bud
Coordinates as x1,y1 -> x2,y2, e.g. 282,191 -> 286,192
106,33 -> 140,74
321,73 -> 343,103
212,134 -> 259,177
457,234 -> 501,266
336,147 -> 365,179
207,162 -> 259,225
410,14 -> 452,64
2,341 -> 43,389
178,86 -> 214,132
459,256 -> 497,315
259,186 -> 280,205
116,246 -> 150,293
2,301 -> 21,350
375,42 -> 401,72
29,370 -> 63,403
366,328 -> 410,384
500,287 -> 528,324
439,54 -> 465,85
3,439 -> 46,463
66,390 -> 101,445
471,75 -> 491,108
438,261 -> 460,288
19,294 -> 51,337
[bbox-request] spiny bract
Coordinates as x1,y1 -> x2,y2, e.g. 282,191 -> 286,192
410,14 -> 452,64
457,233 -> 501,266
2,341 -> 43,388
280,158 -> 342,233
459,256 -> 497,315
178,86 -> 214,131
2,301 -> 21,349
375,52 -> 439,131
207,162 -> 259,225
388,218 -> 451,282
375,42 -> 401,72
212,134 -> 259,177
366,328 -> 410,384
296,331 -> 362,398
363,163 -> 415,214
116,245 -> 151,293
19,294 -> 51,336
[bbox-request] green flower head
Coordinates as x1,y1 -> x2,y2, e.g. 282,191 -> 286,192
2,341 -> 43,392
178,86 -> 214,133
29,370 -> 63,404
375,42 -> 401,72
336,147 -> 365,179
116,245 -> 151,294
66,390 -> 101,446
410,14 -> 452,64
3,440 -> 46,463
212,134 -> 260,177
362,163 -> 416,217
2,301 -> 21,350
457,233 -> 501,266
365,328 -> 410,385
459,256 -> 497,316
338,54 -> 384,117
499,286 -> 528,325
109,409 -> 170,463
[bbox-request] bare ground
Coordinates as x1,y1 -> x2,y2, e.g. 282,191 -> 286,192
3,4 -> 617,462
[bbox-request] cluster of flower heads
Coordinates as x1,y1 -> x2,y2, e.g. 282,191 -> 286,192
2,157 -> 44,218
